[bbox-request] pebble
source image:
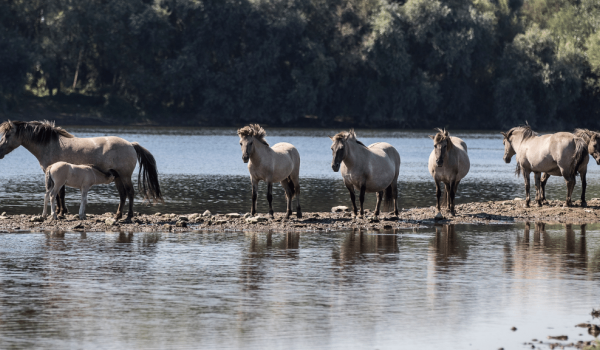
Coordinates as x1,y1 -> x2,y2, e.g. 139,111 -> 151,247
203,210 -> 212,217
105,218 -> 117,226
331,206 -> 348,212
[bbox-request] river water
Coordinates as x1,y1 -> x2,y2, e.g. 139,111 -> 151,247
1,127 -> 600,349
1,126 -> 599,215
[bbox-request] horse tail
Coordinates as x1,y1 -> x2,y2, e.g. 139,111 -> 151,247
45,165 -> 54,192
383,184 -> 394,211
132,142 -> 163,203
572,137 -> 588,178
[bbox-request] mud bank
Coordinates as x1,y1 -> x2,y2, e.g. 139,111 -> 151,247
1,198 -> 599,233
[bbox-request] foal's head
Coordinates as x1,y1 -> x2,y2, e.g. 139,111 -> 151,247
429,128 -> 453,167
237,124 -> 268,163
329,130 -> 361,172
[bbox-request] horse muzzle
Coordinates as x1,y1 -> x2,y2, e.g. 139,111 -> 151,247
436,160 -> 443,167
594,154 -> 600,165
332,163 -> 340,172
503,156 -> 511,164
242,155 -> 249,163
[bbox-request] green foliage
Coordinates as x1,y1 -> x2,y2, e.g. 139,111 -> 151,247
0,0 -> 599,129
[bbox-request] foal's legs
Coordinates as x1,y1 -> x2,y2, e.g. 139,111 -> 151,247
345,182 -> 358,216
114,177 -> 127,220
266,182 -> 274,218
359,184 -> 366,217
251,178 -> 259,216
534,172 -> 543,207
79,186 -> 89,220
374,190 -> 383,217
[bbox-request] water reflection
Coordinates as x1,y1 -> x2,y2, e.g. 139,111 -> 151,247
334,229 -> 399,266
430,225 -> 467,267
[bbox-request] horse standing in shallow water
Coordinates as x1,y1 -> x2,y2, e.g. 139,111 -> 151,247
43,162 -> 116,220
330,130 -> 400,217
428,129 -> 470,216
238,124 -> 301,219
539,128 -> 600,204
0,120 -> 162,220
501,124 -> 588,207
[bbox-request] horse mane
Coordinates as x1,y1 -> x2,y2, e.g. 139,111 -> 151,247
0,120 -> 74,144
506,123 -> 537,141
237,124 -> 269,146
432,128 -> 454,150
573,128 -> 598,143
332,129 -> 367,148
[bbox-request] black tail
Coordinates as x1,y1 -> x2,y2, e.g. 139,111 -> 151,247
383,184 -> 394,211
132,142 -> 163,203
571,137 -> 588,178
285,176 -> 296,198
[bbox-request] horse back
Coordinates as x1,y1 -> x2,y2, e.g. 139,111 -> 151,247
367,142 -> 401,170
56,136 -> 137,174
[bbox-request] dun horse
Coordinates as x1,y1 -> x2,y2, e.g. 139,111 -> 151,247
43,162 -> 116,220
539,128 -> 600,204
501,124 -> 588,207
0,120 -> 162,220
428,129 -> 470,216
330,130 -> 400,217
237,124 -> 301,219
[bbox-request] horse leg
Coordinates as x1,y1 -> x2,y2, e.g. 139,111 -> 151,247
444,182 -> 451,210
534,172 -> 542,207
56,185 -> 68,217
435,180 -> 442,212
448,181 -> 456,216
359,185 -> 366,217
120,177 -> 135,220
251,178 -> 259,216
540,173 -> 550,204
267,182 -> 274,219
50,187 -> 61,221
346,183 -> 358,216
392,181 -> 399,216
43,190 -> 49,218
523,170 -> 531,208
564,175 -> 576,207
450,180 -> 460,216
293,180 -> 302,219
374,191 -> 383,217
79,187 -> 89,220
280,179 -> 293,219
580,170 -> 587,207
114,177 -> 127,220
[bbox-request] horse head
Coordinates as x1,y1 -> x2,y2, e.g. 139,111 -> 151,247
589,133 -> 600,165
0,120 -> 22,159
329,130 -> 355,172
500,131 -> 516,164
429,128 -> 453,167
237,124 -> 268,163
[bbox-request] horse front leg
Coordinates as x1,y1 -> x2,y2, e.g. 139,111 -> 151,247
580,171 -> 587,207
266,182 -> 274,219
448,181 -> 456,216
534,172 -> 542,207
114,177 -> 127,220
540,173 -> 550,204
374,191 -> 383,217
251,179 -> 259,216
392,182 -> 399,216
293,181 -> 302,219
435,180 -> 442,212
345,183 -> 358,216
564,175 -> 576,207
523,170 -> 531,208
359,185 -> 366,218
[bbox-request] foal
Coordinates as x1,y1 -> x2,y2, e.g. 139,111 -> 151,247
238,124 -> 301,219
43,162 -> 115,220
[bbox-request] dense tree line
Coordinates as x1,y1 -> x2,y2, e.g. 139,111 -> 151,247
1,0 -> 600,129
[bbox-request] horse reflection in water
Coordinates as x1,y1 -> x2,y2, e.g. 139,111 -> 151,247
430,224 -> 467,267
513,222 -> 589,276
337,229 -> 399,265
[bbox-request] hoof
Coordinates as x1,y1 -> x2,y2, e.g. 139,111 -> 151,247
581,201 -> 588,208
296,211 -> 302,219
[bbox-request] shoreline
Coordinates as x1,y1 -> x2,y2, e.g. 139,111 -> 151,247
1,198 -> 599,233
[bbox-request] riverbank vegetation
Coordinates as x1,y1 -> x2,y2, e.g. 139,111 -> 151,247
2,0 -> 600,129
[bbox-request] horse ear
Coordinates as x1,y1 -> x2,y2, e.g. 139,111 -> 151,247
500,132 -> 507,138
428,135 -> 435,140
329,136 -> 334,141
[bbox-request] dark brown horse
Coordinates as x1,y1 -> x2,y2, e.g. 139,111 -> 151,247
0,120 -> 162,219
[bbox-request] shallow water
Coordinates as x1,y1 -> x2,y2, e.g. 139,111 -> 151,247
0,127 -> 598,215
0,223 -> 599,349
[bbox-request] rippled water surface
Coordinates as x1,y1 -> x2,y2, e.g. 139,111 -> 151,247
1,223 -> 599,349
1,126 -> 599,215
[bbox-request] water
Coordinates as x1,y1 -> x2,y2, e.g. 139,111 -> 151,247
0,127 -> 598,215
0,223 -> 599,349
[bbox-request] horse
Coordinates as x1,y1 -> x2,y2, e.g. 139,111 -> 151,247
428,128 -> 470,216
539,128 -> 600,204
501,124 -> 588,207
237,124 -> 301,219
0,120 -> 162,220
43,162 -> 116,220
330,130 -> 400,217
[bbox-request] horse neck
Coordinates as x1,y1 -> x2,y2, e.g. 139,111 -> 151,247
343,140 -> 368,169
511,132 -> 532,154
20,138 -> 58,170
249,138 -> 272,167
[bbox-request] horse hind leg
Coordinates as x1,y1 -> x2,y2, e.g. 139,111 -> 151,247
564,174 -> 576,207
374,191 -> 383,217
57,185 -> 68,217
267,182 -> 274,219
280,179 -> 293,219
534,172 -> 543,207
113,176 -> 127,220
359,185 -> 366,217
392,182 -> 399,216
122,176 -> 135,220
540,173 -> 550,205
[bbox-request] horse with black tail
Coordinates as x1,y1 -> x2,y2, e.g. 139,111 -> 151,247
501,123 -> 588,208
0,120 -> 162,220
